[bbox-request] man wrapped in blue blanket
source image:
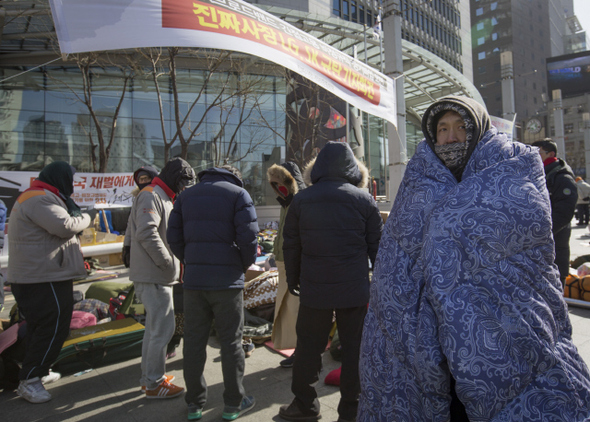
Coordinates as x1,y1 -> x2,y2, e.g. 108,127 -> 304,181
359,96 -> 590,421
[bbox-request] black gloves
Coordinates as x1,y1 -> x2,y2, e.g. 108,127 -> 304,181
288,285 -> 300,297
85,208 -> 98,223
122,246 -> 131,268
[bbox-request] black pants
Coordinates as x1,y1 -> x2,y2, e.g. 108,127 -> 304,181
292,304 -> 367,421
554,227 -> 571,285
11,280 -> 73,381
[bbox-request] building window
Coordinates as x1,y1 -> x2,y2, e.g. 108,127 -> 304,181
491,17 -> 498,25
478,37 -> 485,45
491,2 -> 497,11
477,22 -> 484,31
478,51 -> 486,60
478,66 -> 486,74
491,33 -> 497,41
351,1 -> 357,22
565,123 -> 574,134
476,7 -> 483,16
343,0 -> 349,20
333,0 -> 341,16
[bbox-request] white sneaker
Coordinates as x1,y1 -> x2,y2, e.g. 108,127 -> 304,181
17,377 -> 52,403
41,370 -> 61,385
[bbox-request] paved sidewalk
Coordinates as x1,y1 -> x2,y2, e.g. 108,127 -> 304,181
1,226 -> 590,421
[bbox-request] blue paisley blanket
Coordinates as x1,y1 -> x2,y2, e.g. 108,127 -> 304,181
359,129 -> 590,421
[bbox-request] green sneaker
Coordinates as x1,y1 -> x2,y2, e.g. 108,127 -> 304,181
222,395 -> 255,420
188,403 -> 203,420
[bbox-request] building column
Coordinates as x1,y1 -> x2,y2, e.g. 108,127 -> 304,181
584,112 -> 590,178
553,89 -> 566,159
383,0 -> 407,202
500,51 -> 516,140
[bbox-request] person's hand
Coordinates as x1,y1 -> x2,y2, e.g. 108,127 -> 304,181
288,285 -> 300,297
122,246 -> 131,268
85,208 -> 98,223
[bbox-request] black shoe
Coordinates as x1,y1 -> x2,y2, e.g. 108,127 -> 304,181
280,355 -> 295,368
279,402 -> 321,421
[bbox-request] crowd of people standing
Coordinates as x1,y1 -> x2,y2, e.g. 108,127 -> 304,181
3,95 -> 590,421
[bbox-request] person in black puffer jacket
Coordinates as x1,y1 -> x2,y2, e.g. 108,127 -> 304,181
279,141 -> 383,422
532,139 -> 578,284
167,165 -> 259,420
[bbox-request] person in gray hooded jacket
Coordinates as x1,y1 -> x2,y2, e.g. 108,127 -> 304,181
128,157 -> 195,399
8,161 -> 95,404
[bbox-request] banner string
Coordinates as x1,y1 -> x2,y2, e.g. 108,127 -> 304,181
0,57 -> 62,83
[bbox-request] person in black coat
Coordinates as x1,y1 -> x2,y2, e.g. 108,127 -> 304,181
167,165 -> 259,420
278,142 -> 383,422
532,139 -> 578,284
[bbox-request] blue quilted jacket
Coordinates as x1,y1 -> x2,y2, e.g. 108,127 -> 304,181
359,129 -> 590,421
167,168 -> 259,290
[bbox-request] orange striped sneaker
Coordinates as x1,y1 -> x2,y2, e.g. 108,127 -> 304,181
145,379 -> 184,399
141,374 -> 175,392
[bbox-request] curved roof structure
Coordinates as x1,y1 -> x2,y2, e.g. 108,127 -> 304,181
0,2 -> 483,121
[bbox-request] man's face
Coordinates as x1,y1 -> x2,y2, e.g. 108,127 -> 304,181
138,174 -> 152,185
538,148 -> 555,162
436,111 -> 467,145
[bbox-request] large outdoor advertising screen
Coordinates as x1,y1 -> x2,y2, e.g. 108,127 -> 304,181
547,51 -> 590,98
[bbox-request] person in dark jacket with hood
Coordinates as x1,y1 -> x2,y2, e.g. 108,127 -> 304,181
122,165 -> 159,268
8,161 -> 96,403
128,157 -> 195,399
278,142 -> 383,422
167,165 -> 259,421
267,161 -> 306,366
359,96 -> 590,421
531,139 -> 577,284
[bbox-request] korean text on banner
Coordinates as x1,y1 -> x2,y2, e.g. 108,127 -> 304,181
48,0 -> 396,125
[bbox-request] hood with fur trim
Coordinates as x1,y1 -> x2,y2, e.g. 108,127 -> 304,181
302,142 -> 369,189
267,161 -> 306,199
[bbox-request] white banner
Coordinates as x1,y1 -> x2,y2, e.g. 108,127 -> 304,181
490,115 -> 515,142
0,171 -> 135,216
48,0 -> 396,125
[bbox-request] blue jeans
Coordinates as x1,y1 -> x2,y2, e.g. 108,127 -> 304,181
183,288 -> 245,408
134,282 -> 175,389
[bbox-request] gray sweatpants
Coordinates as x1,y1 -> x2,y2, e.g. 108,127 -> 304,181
134,282 -> 175,389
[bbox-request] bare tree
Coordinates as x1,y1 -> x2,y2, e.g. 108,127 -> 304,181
140,48 -> 273,166
46,52 -> 132,172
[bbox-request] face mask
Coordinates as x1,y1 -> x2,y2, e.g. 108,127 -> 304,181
434,142 -> 469,172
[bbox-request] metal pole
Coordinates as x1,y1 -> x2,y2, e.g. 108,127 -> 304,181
500,51 -> 516,140
553,89 -> 566,159
364,24 -> 371,186
384,0 -> 406,202
584,112 -> 590,178
379,7 -> 387,198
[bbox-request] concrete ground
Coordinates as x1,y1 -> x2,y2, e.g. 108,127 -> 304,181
1,225 -> 590,421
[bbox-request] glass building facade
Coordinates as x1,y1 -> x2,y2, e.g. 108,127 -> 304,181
0,0 -> 480,207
